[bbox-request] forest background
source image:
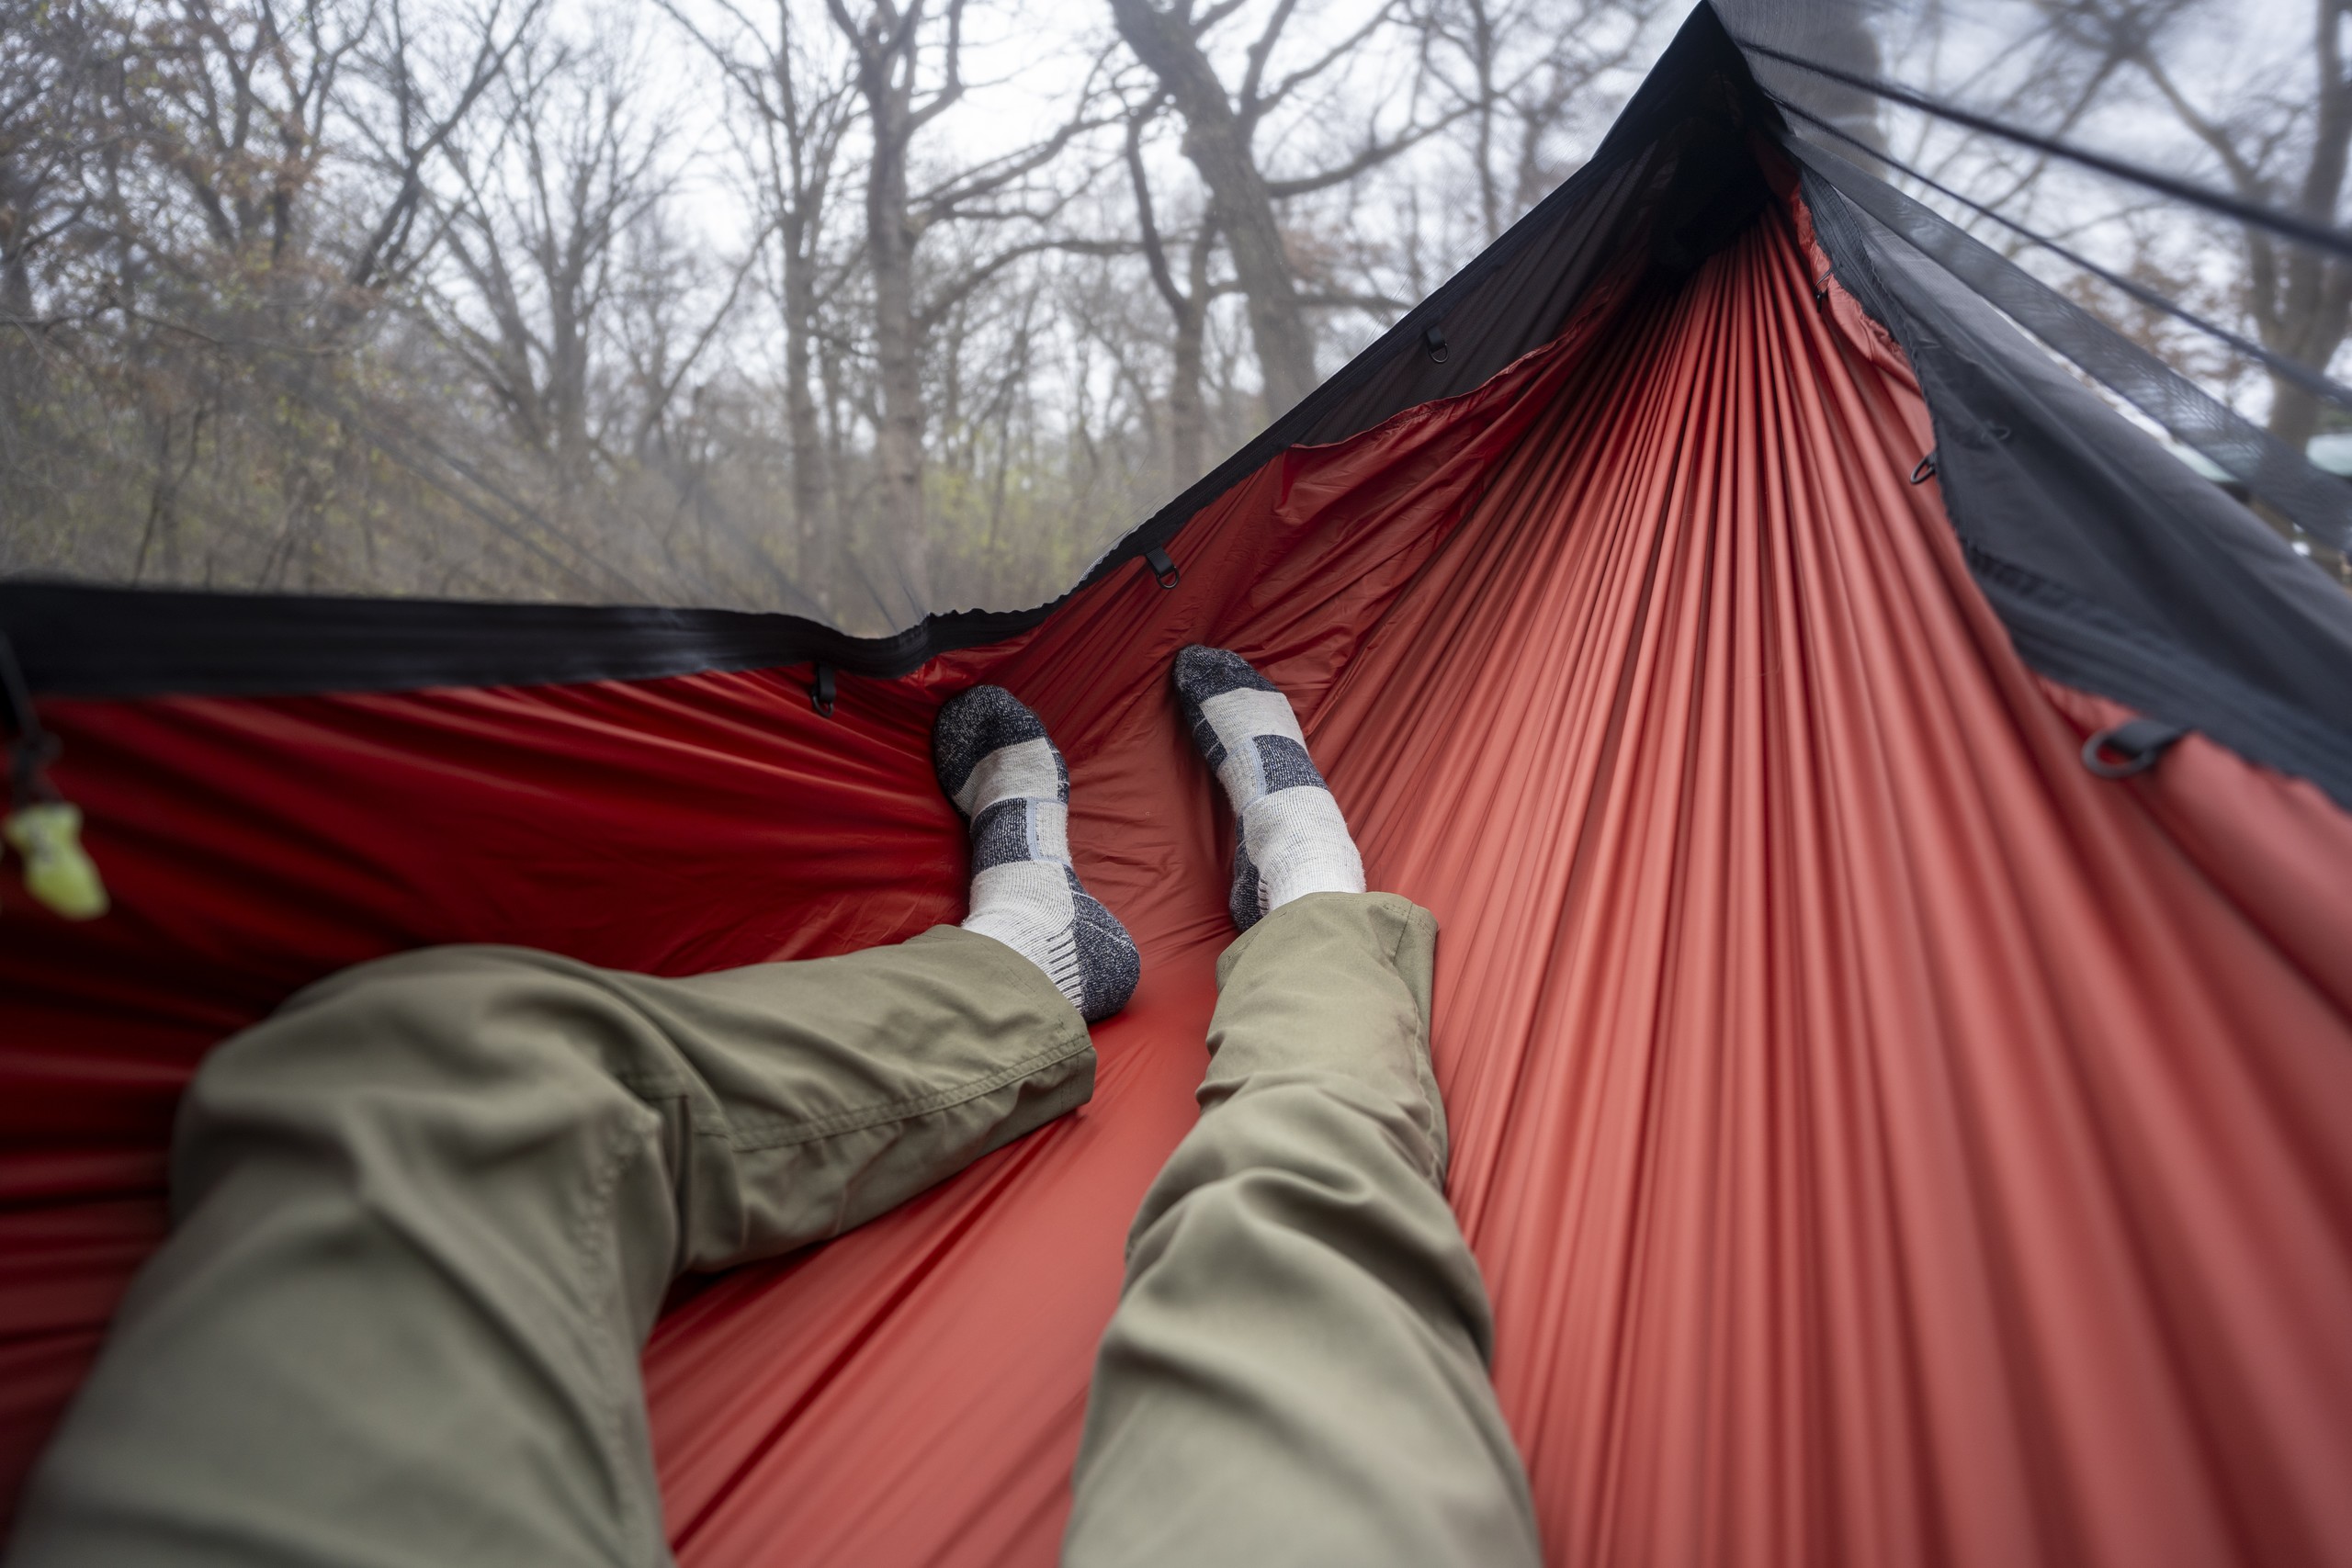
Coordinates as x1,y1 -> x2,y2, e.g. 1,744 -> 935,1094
1,0 -> 2340,631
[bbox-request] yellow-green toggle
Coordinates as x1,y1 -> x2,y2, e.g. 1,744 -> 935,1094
5,801 -> 110,920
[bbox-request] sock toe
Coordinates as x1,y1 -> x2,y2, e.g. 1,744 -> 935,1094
1172,644 -> 1277,705
933,684 -> 1056,808
933,684 -> 1136,1020
1170,647 -> 1364,931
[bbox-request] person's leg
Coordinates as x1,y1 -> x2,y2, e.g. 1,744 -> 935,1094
1061,650 -> 1540,1568
9,687 -> 1131,1568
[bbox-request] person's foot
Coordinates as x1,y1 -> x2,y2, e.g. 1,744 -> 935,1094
1171,646 -> 1365,931
933,685 -> 1139,1021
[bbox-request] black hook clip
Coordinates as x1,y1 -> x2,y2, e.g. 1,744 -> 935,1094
1909,451 -> 1939,485
1422,324 -> 1450,365
2081,719 -> 2186,779
1143,545 -> 1182,591
809,662 -> 837,717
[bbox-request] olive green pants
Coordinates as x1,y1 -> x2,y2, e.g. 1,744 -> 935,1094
1062,894 -> 1540,1566
8,895 -> 1536,1566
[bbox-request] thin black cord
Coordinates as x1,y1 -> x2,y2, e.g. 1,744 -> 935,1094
0,628 -> 57,805
0,631 -> 39,739
1738,38 -> 2352,264
1786,132 -> 2352,549
1773,95 -> 2352,414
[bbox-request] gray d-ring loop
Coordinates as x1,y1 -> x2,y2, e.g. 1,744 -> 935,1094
2082,718 -> 2188,778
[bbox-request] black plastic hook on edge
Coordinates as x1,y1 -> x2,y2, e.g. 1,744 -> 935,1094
809,662 -> 837,717
2081,717 -> 2187,778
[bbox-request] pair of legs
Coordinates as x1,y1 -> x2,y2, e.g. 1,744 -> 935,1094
6,650 -> 1540,1567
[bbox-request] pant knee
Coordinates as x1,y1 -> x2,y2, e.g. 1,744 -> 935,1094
175,945 -> 665,1202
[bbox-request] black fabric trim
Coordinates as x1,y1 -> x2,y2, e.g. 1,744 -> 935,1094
0,583 -> 1041,697
1967,544 -> 2352,805
3,7 -> 1765,702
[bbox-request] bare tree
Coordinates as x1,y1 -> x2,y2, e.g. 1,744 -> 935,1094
0,0 -> 95,333
2055,0 -> 2352,457
822,0 -> 1110,608
1412,0 -> 1662,243
3,0 -> 1700,619
18,0 -> 436,581
112,0 -> 361,276
340,0 -> 550,301
1125,95 -> 1227,485
432,32 -> 672,512
663,0 -> 855,603
1105,0 -> 1454,413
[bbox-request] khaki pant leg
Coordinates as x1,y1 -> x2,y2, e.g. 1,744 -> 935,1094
1061,892 -> 1540,1568
7,926 -> 1089,1568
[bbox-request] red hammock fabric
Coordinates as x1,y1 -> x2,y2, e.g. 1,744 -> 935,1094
6,189 -> 2351,1566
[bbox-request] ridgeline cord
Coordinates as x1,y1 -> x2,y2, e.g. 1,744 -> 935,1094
1737,37 -> 2352,265
1771,94 -> 2352,418
1786,135 -> 2352,553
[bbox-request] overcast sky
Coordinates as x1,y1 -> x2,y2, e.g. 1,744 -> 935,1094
617,0 -> 2324,431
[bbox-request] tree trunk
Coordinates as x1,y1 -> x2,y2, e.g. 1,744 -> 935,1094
1106,0 -> 1317,416
781,208 -> 831,611
1170,229 -> 1212,486
549,282 -> 592,520
859,73 -> 930,612
0,149 -> 40,415
1466,0 -> 1500,242
2269,379 -> 2324,457
2251,0 -> 2352,576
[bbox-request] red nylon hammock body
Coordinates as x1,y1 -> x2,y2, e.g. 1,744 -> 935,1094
5,191 -> 2351,1566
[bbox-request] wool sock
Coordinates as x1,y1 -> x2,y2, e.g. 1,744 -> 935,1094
1171,645 -> 1365,931
933,685 -> 1140,1022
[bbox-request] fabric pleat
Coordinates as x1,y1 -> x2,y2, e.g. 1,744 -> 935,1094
1318,203 -> 2352,1567
3,191 -> 2348,1567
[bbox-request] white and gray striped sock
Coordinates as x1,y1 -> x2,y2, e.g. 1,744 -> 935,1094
933,685 -> 1139,1021
1171,645 -> 1366,931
